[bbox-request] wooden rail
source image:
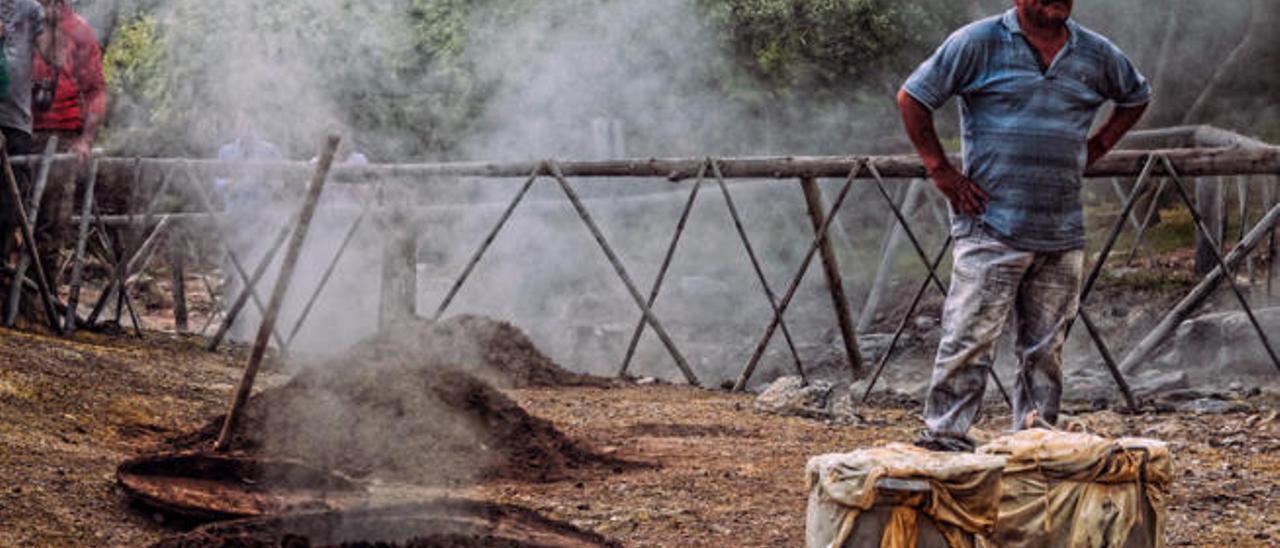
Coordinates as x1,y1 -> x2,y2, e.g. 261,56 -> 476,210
13,146 -> 1280,184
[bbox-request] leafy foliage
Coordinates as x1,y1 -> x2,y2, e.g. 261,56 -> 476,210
95,0 -> 1278,158
698,0 -> 963,94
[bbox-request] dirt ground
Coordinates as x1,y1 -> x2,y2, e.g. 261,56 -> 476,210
2,327 -> 1279,547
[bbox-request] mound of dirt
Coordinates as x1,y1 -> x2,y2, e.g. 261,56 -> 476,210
348,315 -> 611,389
166,319 -> 625,485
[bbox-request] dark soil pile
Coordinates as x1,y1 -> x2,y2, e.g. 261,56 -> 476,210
166,318 -> 624,486
347,315 -> 611,389
148,500 -> 616,548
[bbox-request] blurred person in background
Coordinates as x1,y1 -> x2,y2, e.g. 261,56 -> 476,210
27,0 -> 105,288
214,112 -> 282,341
0,0 -> 43,294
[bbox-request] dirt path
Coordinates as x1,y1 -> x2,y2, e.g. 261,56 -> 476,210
485,385 -> 1280,547
3,328 -> 1278,546
0,328 -> 254,546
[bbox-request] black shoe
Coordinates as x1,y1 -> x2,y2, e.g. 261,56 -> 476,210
912,430 -> 975,452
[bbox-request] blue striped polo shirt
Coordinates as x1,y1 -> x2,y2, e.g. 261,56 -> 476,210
903,9 -> 1151,251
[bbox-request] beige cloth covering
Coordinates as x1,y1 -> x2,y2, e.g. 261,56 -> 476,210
806,443 -> 1007,548
977,429 -> 1173,548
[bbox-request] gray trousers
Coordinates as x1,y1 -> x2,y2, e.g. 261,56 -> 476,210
923,231 -> 1084,438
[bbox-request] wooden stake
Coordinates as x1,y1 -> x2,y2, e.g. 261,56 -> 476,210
1077,309 -> 1138,410
710,161 -> 806,380
283,183 -> 380,351
800,177 -> 864,378
206,222 -> 292,351
0,137 -> 61,330
1120,200 -> 1280,372
433,167 -> 540,321
89,201 -> 143,335
1161,156 -> 1280,372
214,135 -> 339,452
4,137 -> 57,326
546,160 -> 699,386
170,232 -> 189,333
860,178 -> 927,333
618,167 -> 704,378
735,160 -> 864,391
63,160 -> 100,334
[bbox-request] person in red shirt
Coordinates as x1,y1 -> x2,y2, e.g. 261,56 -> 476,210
33,0 -> 105,162
26,0 -> 105,293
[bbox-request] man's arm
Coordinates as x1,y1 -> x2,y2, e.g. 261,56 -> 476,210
897,89 -> 988,216
70,19 -> 106,163
1086,103 -> 1147,167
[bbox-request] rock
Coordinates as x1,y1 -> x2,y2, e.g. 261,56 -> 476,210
754,376 -> 836,418
826,388 -> 864,424
857,333 -> 903,365
1160,388 -> 1228,402
913,316 -> 938,331
1177,397 -> 1251,415
1151,306 -> 1280,381
1130,370 -> 1190,398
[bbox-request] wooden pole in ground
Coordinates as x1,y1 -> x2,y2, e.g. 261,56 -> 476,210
432,167 -> 540,321
1125,177 -> 1169,267
88,201 -> 142,334
1161,157 -> 1280,372
1193,176 -> 1224,276
1269,176 -> 1277,298
861,238 -> 952,402
1118,186 -> 1279,376
860,178 -> 927,332
378,181 -> 418,329
0,137 -> 61,330
800,177 -> 864,377
1077,309 -> 1138,410
4,138 -> 57,326
214,135 -> 339,452
207,222 -> 292,350
711,161 -> 806,380
547,160 -> 700,386
618,170 -> 704,378
170,232 -> 189,333
63,160 -> 99,334
283,184 -> 380,351
735,161 -> 863,391
1238,176 -> 1255,289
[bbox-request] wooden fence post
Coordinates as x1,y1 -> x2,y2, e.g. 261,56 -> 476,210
379,181 -> 418,328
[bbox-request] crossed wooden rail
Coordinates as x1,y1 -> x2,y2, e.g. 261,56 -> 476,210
3,144 -> 1278,415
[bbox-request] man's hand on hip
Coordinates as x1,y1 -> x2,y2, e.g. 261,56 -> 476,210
70,137 -> 93,165
931,165 -> 989,217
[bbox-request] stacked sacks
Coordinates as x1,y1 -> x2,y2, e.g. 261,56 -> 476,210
805,432 -> 1173,548
806,444 -> 1007,548
977,429 -> 1172,548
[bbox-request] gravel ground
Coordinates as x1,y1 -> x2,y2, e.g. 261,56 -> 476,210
2,327 -> 1278,546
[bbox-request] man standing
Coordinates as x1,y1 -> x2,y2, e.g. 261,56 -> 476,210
898,0 -> 1150,451
33,0 -> 105,163
29,0 -> 104,288
0,0 -> 43,270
